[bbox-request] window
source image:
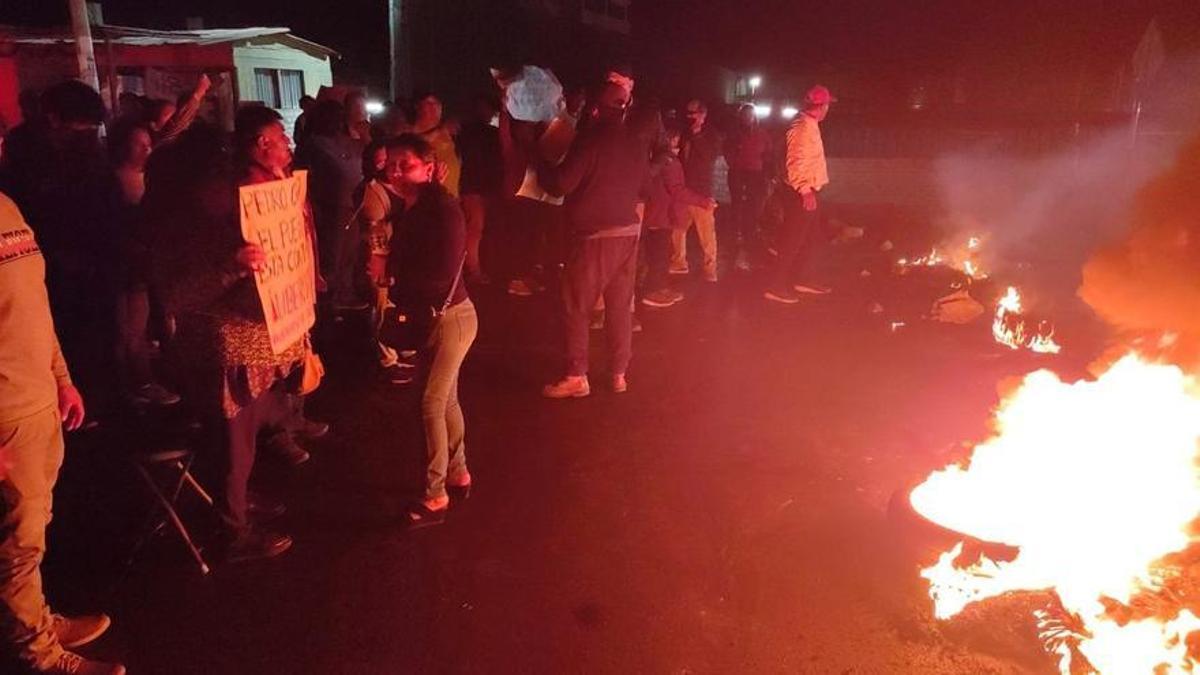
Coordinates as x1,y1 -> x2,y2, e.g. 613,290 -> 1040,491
254,68 -> 279,108
253,68 -> 306,109
278,71 -> 304,109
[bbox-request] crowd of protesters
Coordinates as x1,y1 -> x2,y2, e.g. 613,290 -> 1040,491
0,64 -> 836,673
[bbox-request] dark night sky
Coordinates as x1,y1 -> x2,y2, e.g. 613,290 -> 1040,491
2,0 -> 1191,109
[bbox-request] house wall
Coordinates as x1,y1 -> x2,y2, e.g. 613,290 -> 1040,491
0,56 -> 24,128
233,42 -> 332,133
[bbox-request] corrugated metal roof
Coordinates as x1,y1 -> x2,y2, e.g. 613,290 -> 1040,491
0,24 -> 338,57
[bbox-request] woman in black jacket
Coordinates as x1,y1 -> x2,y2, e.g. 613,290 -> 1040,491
384,134 -> 477,527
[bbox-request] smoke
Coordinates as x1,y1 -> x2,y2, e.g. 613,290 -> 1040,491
1078,130 -> 1200,372
931,55 -> 1200,303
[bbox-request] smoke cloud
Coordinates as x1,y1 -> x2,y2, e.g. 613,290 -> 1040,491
931,55 -> 1200,304
1078,131 -> 1200,372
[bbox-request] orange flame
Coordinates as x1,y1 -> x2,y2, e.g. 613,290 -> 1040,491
911,355 -> 1200,673
993,287 -> 1062,354
896,235 -> 989,280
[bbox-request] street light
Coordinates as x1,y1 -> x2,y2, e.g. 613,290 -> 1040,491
749,75 -> 763,96
753,103 -> 772,119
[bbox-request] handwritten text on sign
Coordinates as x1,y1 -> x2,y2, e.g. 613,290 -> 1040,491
238,171 -> 315,355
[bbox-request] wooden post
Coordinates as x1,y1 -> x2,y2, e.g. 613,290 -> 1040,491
101,27 -> 120,116
67,0 -> 100,91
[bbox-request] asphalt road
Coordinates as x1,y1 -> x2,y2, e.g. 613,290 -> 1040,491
43,235 -> 1091,674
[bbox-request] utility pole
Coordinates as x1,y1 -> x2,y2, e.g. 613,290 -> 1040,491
389,0 -> 411,101
67,0 -> 101,90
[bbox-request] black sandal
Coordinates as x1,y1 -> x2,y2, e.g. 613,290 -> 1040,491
404,502 -> 448,530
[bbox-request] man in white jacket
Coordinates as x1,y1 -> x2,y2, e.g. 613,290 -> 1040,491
766,85 -> 836,304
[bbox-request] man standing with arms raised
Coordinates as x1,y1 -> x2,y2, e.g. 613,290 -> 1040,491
766,85 -> 836,304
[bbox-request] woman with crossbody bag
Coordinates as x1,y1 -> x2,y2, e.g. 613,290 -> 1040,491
385,134 -> 477,529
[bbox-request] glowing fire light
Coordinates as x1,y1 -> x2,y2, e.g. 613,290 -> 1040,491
896,235 -> 987,279
993,287 -> 1061,354
910,355 -> 1200,673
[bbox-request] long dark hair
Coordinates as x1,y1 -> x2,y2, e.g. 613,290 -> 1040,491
362,139 -> 387,181
308,100 -> 346,138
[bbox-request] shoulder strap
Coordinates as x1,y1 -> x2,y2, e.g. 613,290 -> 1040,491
440,251 -> 466,314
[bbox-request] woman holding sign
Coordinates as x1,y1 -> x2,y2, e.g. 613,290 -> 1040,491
384,134 -> 476,529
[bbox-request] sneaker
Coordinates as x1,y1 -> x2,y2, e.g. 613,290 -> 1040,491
383,364 -> 414,385
130,383 -> 181,407
703,269 -> 719,283
641,289 -> 681,308
668,265 -> 690,275
295,418 -> 330,439
507,279 -> 535,297
226,529 -> 293,563
612,374 -> 628,394
265,433 -> 310,467
542,376 -> 590,399
664,289 -> 685,304
764,289 -> 802,304
794,283 -> 832,295
45,651 -> 125,675
51,614 -> 111,649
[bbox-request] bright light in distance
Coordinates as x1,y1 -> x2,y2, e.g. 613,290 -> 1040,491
748,75 -> 763,90
781,106 -> 799,119
753,104 -> 772,119
365,100 -> 385,115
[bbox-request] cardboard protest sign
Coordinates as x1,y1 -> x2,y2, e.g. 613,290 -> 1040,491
494,65 -> 564,123
238,171 -> 316,355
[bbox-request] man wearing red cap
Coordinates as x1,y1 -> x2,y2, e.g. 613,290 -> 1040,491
766,85 -> 836,304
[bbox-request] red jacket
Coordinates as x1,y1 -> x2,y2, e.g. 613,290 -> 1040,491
725,125 -> 771,173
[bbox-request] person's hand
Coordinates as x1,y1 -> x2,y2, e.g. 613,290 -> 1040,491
235,243 -> 266,276
802,191 -> 818,212
57,384 -> 86,431
707,198 -> 719,211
